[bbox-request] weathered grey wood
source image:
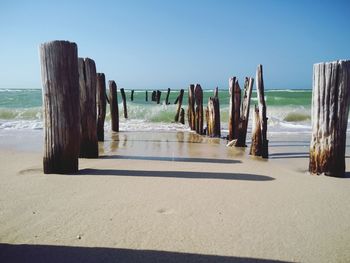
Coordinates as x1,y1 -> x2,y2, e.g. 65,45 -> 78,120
120,88 -> 128,118
188,84 -> 196,130
194,84 -> 203,135
174,89 -> 184,122
40,40 -> 80,174
249,106 -> 262,156
179,108 -> 185,124
234,80 -> 241,139
228,77 -> 236,141
78,57 -> 98,158
256,65 -> 268,158
145,90 -> 148,101
207,96 -> 221,137
165,88 -> 171,105
97,73 -> 107,142
235,77 -> 254,147
156,90 -> 161,104
109,80 -> 119,132
309,60 -> 350,177
131,90 -> 134,101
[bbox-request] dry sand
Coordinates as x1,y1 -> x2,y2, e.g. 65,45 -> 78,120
0,130 -> 350,263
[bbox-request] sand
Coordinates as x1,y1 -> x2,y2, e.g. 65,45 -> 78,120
0,130 -> 350,263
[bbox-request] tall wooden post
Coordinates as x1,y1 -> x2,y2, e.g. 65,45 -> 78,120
207,96 -> 221,137
234,80 -> 241,139
40,40 -> 80,174
120,88 -> 128,118
228,77 -> 236,141
235,77 -> 254,147
194,84 -> 203,135
131,90 -> 134,101
188,84 -> 196,130
97,73 -> 107,142
250,106 -> 262,156
179,108 -> 185,124
145,90 -> 148,101
152,90 -> 156,101
174,89 -> 184,122
78,57 -> 98,158
109,81 -> 119,132
309,60 -> 350,177
156,90 -> 161,104
165,88 -> 171,105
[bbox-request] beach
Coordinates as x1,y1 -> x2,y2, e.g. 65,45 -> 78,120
1,128 -> 350,262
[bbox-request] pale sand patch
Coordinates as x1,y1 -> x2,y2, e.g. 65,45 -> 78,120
0,131 -> 350,262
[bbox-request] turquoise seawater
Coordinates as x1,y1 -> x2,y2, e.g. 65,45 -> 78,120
0,88 -> 312,132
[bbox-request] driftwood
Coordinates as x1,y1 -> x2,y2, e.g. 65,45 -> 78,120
97,73 -> 107,142
131,90 -> 134,101
109,81 -> 119,132
120,88 -> 128,119
194,84 -> 203,135
207,96 -> 221,137
250,65 -> 268,158
249,106 -> 262,156
188,84 -> 196,130
179,108 -> 185,124
145,90 -> 148,101
156,90 -> 161,104
78,57 -> 98,158
174,89 -> 184,122
235,77 -> 254,147
309,60 -> 350,177
40,40 -> 80,174
165,88 -> 171,105
228,77 -> 237,140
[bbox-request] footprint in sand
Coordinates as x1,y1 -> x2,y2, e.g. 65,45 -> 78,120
157,208 -> 174,215
18,168 -> 43,175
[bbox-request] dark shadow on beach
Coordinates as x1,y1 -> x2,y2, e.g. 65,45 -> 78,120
0,243 -> 290,263
270,152 -> 350,159
77,169 -> 274,181
101,155 -> 240,164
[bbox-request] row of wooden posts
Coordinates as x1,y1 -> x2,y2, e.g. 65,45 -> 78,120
40,40 -> 350,177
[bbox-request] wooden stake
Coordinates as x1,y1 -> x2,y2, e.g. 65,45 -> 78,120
207,96 -> 221,137
145,90 -> 148,101
120,88 -> 128,119
131,90 -> 134,101
256,64 -> 268,158
228,77 -> 236,141
78,57 -> 98,158
194,84 -> 203,135
156,90 -> 161,104
165,88 -> 171,105
309,60 -> 350,177
152,90 -> 156,101
233,80 -> 241,139
109,80 -> 119,132
249,106 -> 262,156
188,84 -> 196,130
97,73 -> 107,142
174,89 -> 184,122
40,40 -> 80,174
214,87 -> 219,98
179,108 -> 185,124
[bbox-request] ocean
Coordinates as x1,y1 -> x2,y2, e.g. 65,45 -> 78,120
0,88 -> 314,134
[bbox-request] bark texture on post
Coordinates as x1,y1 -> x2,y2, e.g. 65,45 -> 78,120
179,108 -> 185,124
234,81 -> 241,139
109,81 -> 119,132
78,57 -> 98,158
40,40 -> 80,174
174,89 -> 184,122
228,77 -> 236,141
250,106 -> 262,156
97,73 -> 107,142
194,84 -> 203,135
309,60 -> 350,177
235,77 -> 254,147
120,88 -> 128,119
165,88 -> 171,105
188,84 -> 196,130
207,96 -> 221,137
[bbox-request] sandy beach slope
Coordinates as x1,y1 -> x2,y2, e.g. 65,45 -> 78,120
0,130 -> 350,262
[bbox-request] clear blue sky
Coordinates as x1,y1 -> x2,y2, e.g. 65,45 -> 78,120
0,0 -> 349,90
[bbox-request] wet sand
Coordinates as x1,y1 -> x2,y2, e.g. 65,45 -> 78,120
0,130 -> 350,262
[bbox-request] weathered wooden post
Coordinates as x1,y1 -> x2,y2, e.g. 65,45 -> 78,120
97,73 -> 107,142
179,108 -> 185,124
194,84 -> 203,135
235,77 -> 254,147
174,94 -> 180,104
249,106 -> 262,156
78,57 -> 98,158
214,87 -> 219,98
40,40 -> 80,174
207,96 -> 221,137
152,90 -> 156,101
145,90 -> 148,101
131,90 -> 134,101
165,88 -> 171,105
228,77 -> 236,141
156,90 -> 161,104
120,88 -> 128,119
188,84 -> 196,130
109,81 -> 119,132
309,60 -> 350,177
250,65 -> 268,158
174,89 -> 184,122
234,81 -> 241,139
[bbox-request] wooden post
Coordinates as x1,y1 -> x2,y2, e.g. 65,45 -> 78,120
165,88 -> 171,105
194,84 -> 203,135
97,73 -> 107,142
174,94 -> 180,104
214,87 -> 219,98
156,90 -> 161,104
152,90 -> 156,101
174,89 -> 184,122
256,65 -> 268,158
109,81 -> 119,132
179,108 -> 185,124
78,57 -> 98,158
120,88 -> 128,119
145,90 -> 148,101
249,106 -> 262,156
228,77 -> 236,141
40,40 -> 80,174
235,77 -> 254,147
188,84 -> 196,130
233,80 -> 241,139
131,90 -> 134,101
207,96 -> 221,137
309,60 -> 350,177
